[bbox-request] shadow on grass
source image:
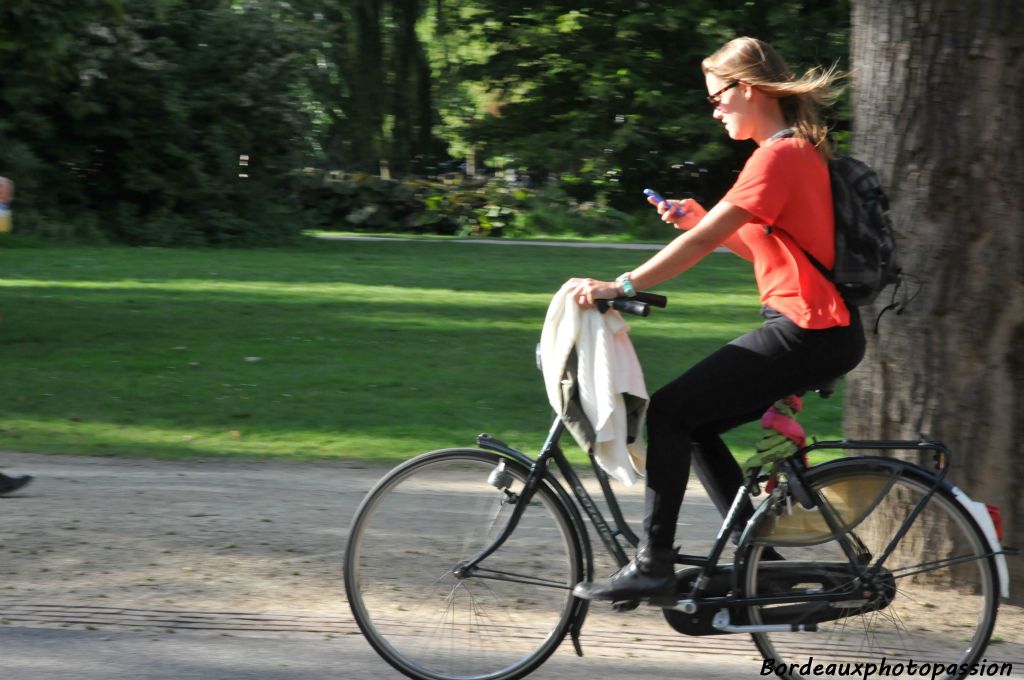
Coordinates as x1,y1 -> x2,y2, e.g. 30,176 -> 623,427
0,240 -> 759,296
0,244 -> 847,462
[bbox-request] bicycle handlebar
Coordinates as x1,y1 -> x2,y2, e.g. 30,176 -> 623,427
635,291 -> 668,308
595,291 -> 668,317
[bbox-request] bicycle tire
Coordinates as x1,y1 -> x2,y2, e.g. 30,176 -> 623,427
344,448 -> 584,680
740,458 -> 999,680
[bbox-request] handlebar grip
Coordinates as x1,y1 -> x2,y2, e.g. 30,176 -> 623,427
634,292 -> 668,308
613,299 -> 651,317
593,292 -> 666,317
597,298 -> 650,317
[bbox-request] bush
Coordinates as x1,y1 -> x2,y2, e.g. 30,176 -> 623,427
299,169 -> 666,242
298,170 -> 527,237
0,0 -> 316,247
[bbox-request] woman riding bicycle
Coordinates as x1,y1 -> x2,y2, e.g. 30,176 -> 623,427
571,37 -> 866,602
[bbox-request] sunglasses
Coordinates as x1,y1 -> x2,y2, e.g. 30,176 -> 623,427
707,81 -> 739,107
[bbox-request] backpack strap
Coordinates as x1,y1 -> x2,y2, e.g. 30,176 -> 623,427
767,128 -> 795,142
801,247 -> 835,284
803,241 -> 903,333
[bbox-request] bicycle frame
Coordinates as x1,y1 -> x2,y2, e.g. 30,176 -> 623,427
794,439 -> 950,583
464,414 -> 994,617
467,416 -> 637,572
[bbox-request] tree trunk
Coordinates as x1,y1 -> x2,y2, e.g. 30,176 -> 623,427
350,0 -> 385,172
846,0 -> 1024,599
391,0 -> 430,176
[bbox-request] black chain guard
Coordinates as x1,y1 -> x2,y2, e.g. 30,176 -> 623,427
662,562 -> 895,636
752,561 -> 896,627
661,566 -> 735,636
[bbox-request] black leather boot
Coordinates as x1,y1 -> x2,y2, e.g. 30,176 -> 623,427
572,544 -> 677,602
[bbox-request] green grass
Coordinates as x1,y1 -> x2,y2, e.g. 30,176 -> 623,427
0,239 -> 848,465
305,229 -> 663,245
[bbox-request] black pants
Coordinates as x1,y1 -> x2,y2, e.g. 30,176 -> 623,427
643,307 -> 866,549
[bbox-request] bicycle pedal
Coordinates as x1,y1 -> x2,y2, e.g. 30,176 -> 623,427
611,598 -> 640,612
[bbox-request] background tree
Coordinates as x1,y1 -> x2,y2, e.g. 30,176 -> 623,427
0,0 -> 320,244
440,0 -> 849,209
845,0 -> 1024,597
1,0 -> 853,243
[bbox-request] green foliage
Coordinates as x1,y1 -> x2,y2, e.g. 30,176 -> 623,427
0,0 -> 852,244
296,170 -> 514,236
434,0 -> 850,210
296,169 -> 665,240
0,0 -> 319,245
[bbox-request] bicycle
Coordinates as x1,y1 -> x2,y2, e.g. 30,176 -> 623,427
343,292 -> 1017,680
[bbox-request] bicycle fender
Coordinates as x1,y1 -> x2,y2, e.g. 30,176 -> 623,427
568,598 -> 589,657
949,485 -> 1010,598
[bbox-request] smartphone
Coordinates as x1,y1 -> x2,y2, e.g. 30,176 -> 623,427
643,188 -> 683,217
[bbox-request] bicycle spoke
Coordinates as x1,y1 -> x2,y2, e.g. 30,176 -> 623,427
470,567 -> 572,590
888,552 -> 993,580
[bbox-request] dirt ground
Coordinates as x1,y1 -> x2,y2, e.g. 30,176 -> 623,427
2,450 -> 1023,669
0,452 -> 377,615
0,451 -> 684,641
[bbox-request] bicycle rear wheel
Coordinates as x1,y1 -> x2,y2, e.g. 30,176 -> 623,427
741,459 -> 999,680
344,448 -> 583,680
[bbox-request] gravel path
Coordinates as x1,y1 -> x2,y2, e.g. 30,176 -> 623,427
2,451 -> 1022,677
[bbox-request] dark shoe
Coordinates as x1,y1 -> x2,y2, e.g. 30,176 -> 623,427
573,545 -> 677,602
0,473 -> 32,495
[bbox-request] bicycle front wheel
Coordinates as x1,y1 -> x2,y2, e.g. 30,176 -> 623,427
344,448 -> 583,680
742,459 -> 999,680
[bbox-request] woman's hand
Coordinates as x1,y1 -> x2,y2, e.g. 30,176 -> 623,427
647,196 -> 706,230
566,277 -> 621,309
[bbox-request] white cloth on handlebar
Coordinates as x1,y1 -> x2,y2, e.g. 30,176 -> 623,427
540,281 -> 648,485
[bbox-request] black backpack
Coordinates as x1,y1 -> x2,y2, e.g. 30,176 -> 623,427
818,155 -> 902,306
772,129 -> 902,307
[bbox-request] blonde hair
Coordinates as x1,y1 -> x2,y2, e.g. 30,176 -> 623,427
702,37 -> 845,159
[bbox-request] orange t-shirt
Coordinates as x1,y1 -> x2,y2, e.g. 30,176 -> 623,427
723,137 -> 850,329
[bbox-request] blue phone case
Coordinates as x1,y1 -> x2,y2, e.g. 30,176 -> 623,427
643,189 -> 682,216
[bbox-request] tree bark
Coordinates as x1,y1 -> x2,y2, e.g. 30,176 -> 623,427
350,0 -> 385,172
846,0 -> 1024,599
391,0 -> 432,175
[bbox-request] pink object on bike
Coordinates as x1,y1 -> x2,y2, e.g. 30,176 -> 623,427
780,393 -> 803,414
761,405 -> 807,447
